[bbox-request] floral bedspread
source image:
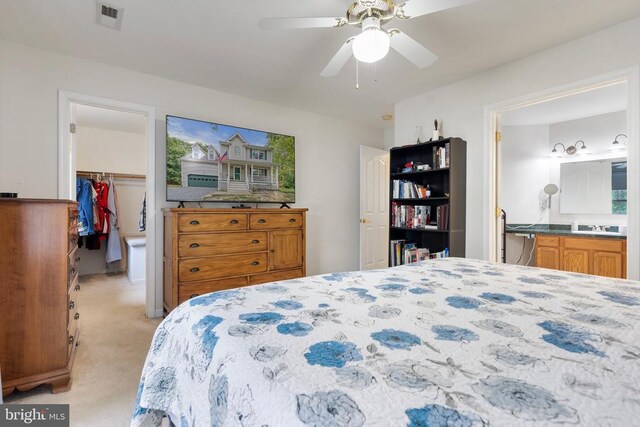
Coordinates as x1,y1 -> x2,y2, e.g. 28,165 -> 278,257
132,258 -> 640,426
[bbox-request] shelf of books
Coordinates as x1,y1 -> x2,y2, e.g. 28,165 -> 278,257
389,137 -> 466,266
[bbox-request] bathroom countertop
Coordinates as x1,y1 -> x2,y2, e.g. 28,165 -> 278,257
505,224 -> 627,240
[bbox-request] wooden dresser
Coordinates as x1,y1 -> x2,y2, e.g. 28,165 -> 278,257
0,199 -> 80,396
163,208 -> 307,312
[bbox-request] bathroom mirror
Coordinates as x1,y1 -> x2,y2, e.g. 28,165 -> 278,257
560,159 -> 627,215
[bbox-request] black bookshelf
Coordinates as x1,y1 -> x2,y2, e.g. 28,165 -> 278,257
389,137 -> 466,265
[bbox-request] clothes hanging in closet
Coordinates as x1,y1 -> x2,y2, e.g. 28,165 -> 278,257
76,177 -> 95,236
105,178 -> 122,264
75,176 -> 114,251
139,192 -> 146,232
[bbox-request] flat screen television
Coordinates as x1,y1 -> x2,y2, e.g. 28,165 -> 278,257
166,115 -> 295,203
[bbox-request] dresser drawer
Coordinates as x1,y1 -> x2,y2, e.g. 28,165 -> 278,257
179,253 -> 268,282
68,248 -> 79,283
249,268 -> 304,285
178,277 -> 248,304
178,213 -> 247,233
68,271 -> 80,295
68,228 -> 79,251
69,206 -> 79,230
249,213 -> 302,230
68,286 -> 79,326
178,231 -> 267,258
68,320 -> 79,356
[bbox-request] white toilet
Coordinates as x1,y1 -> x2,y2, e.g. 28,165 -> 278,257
125,236 -> 146,285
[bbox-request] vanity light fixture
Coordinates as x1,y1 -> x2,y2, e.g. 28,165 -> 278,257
607,134 -> 628,152
549,140 -> 590,158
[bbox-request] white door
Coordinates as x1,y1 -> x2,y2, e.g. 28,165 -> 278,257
359,145 -> 390,270
495,115 -> 504,262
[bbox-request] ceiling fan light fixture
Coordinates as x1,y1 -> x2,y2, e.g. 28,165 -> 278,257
352,17 -> 390,63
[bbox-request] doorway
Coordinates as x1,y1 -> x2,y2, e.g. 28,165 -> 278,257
359,145 -> 390,270
484,68 -> 639,280
58,91 -> 158,317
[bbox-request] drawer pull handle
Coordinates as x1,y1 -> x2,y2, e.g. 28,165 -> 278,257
190,267 -> 200,273
69,301 -> 75,310
74,284 -> 81,291
230,219 -> 239,224
251,239 -> 260,244
258,219 -> 266,224
69,335 -> 74,345
189,243 -> 200,248
189,220 -> 200,225
289,218 -> 297,223
74,312 -> 80,320
251,261 -> 260,266
190,294 -> 199,299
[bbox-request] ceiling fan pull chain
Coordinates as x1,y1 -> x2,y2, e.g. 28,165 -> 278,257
356,59 -> 360,90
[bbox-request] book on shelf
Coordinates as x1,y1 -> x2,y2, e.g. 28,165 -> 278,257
436,203 -> 450,230
390,240 -> 432,266
432,142 -> 451,169
391,203 -> 432,229
430,248 -> 449,259
392,180 -> 430,199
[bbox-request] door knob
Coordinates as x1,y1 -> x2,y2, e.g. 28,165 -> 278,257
360,218 -> 370,224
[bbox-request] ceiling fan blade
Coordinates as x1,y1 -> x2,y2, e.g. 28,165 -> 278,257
321,38 -> 355,77
395,0 -> 478,20
389,30 -> 438,68
259,17 -> 347,30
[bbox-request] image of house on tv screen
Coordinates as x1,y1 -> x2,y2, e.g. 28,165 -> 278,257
166,115 -> 295,203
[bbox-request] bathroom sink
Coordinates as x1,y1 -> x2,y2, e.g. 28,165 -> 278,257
571,230 -> 625,236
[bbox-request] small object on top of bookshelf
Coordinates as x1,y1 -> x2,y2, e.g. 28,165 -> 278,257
432,119 -> 441,141
388,137 -> 466,266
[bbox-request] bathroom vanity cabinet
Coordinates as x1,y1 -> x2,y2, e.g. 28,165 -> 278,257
536,235 -> 626,279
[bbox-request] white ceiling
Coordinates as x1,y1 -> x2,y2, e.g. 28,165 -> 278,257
76,104 -> 146,133
501,82 -> 628,126
2,0 -> 640,129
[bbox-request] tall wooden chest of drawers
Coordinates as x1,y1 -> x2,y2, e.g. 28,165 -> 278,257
163,208 -> 307,312
0,199 -> 80,396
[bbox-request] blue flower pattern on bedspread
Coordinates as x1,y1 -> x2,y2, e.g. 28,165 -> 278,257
238,312 -> 284,325
304,341 -> 363,368
371,329 -> 421,350
271,300 -> 304,310
133,258 -> 640,427
446,296 -> 484,309
277,321 -> 313,337
538,320 -> 604,356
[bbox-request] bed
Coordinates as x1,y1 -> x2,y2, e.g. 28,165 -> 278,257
132,258 -> 640,426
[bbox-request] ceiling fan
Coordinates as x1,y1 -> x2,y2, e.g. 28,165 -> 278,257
259,0 -> 478,77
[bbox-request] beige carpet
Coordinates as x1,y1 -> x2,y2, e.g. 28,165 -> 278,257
5,273 -> 161,427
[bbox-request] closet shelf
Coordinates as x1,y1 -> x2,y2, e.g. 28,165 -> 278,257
76,170 -> 146,180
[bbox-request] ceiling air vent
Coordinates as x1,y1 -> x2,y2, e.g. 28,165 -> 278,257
96,1 -> 124,30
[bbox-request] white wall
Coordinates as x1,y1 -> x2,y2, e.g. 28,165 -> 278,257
549,110 -> 628,226
76,126 -> 146,175
0,40 -> 384,285
394,16 -> 640,260
501,124 -> 550,224
501,124 -> 549,267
